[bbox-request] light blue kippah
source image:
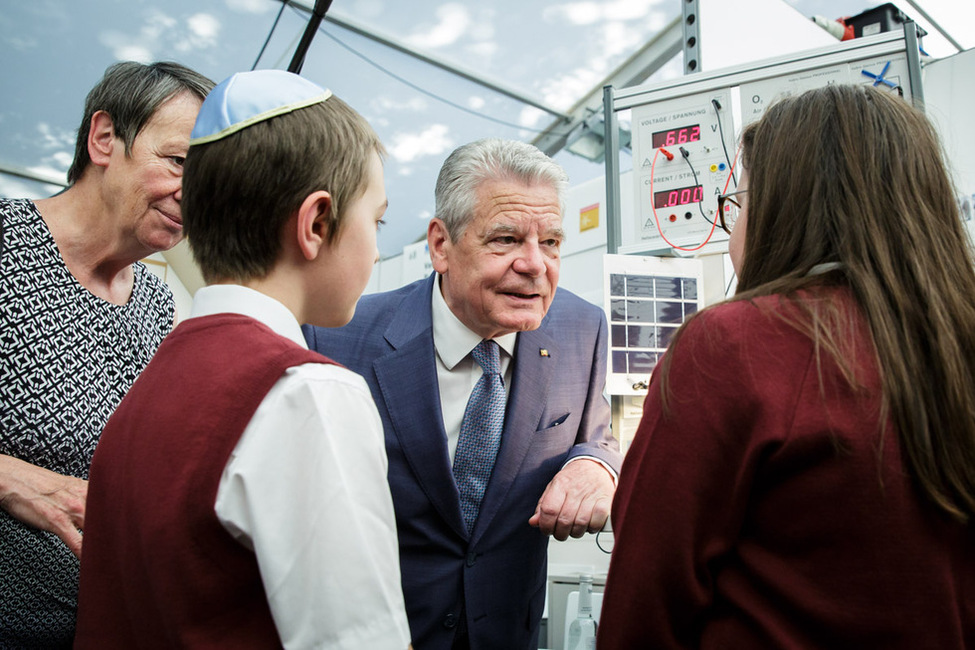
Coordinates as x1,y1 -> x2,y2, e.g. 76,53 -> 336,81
189,69 -> 332,145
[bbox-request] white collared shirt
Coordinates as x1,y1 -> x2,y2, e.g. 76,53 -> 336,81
192,285 -> 411,650
431,276 -> 517,463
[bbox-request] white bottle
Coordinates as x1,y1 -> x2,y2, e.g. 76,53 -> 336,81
566,573 -> 597,650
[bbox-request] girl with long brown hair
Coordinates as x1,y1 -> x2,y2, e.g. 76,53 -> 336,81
599,84 -> 975,649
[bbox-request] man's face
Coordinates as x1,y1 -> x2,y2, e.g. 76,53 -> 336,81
430,178 -> 563,339
105,91 -> 202,254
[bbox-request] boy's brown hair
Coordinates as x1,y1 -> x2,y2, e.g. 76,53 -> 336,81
182,94 -> 384,283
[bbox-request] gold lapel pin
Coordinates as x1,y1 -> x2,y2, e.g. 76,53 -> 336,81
539,348 -> 550,357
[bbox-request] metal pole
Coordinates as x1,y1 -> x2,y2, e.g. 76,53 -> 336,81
901,0 -> 963,53
603,85 -> 622,255
0,163 -> 67,188
904,21 -> 925,109
682,0 -> 702,74
288,0 -> 334,74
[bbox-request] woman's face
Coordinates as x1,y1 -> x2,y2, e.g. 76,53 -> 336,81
728,171 -> 748,276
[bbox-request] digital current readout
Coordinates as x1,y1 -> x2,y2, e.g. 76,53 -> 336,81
653,184 -> 704,209
651,124 -> 701,148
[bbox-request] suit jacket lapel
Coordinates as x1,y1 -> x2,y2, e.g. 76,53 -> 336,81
373,275 -> 467,538
471,325 -> 558,542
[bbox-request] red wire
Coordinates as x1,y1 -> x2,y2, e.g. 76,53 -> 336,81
647,145 -> 740,252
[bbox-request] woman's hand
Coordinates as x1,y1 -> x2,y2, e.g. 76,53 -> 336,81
0,454 -> 88,558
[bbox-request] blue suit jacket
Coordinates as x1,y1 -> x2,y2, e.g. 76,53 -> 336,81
303,274 -> 621,650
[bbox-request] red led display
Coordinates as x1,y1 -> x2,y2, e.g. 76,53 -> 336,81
651,124 -> 701,148
653,184 -> 704,209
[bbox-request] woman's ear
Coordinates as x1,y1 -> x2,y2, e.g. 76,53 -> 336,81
88,111 -> 117,168
295,190 -> 333,261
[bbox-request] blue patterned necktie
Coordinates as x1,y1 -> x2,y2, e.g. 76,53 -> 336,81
453,339 -> 506,533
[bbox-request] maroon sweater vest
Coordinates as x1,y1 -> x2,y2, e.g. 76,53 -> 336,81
75,314 -> 336,649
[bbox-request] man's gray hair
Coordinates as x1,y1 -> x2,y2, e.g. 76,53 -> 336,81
434,138 -> 569,242
67,61 -> 214,183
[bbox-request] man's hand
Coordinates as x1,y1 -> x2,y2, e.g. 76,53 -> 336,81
528,459 -> 615,541
0,455 -> 88,558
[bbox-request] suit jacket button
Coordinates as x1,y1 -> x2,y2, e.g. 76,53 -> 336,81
466,551 -> 477,567
443,613 -> 457,629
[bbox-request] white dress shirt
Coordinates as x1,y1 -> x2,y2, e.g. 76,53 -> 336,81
431,276 -> 517,463
191,285 -> 411,650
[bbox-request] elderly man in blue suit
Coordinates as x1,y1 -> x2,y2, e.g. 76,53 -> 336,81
304,138 -> 621,650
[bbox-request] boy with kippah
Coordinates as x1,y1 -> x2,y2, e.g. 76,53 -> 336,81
74,70 -> 411,649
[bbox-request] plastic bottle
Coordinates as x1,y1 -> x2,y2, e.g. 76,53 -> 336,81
566,573 -> 597,650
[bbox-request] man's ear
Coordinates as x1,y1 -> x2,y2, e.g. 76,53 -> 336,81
296,190 -> 333,261
428,218 -> 452,274
88,111 -> 117,168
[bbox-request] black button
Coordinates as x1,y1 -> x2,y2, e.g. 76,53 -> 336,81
466,551 -> 477,567
443,613 -> 457,629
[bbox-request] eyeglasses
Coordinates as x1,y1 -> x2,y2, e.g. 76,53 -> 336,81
717,190 -> 747,235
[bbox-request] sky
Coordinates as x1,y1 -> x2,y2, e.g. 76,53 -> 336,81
0,0 -> 970,257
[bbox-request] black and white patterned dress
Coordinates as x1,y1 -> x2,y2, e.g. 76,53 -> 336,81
0,198 -> 175,647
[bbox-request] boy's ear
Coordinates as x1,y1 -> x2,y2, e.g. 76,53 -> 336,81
88,110 -> 117,168
295,190 -> 334,261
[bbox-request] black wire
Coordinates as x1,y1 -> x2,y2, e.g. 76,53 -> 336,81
711,98 -> 737,187
679,147 -> 716,227
595,529 -> 613,554
318,28 -> 569,135
252,1 -> 288,71
285,4 -> 575,137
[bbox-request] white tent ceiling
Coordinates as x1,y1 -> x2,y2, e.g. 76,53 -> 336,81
1,0 -> 970,262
